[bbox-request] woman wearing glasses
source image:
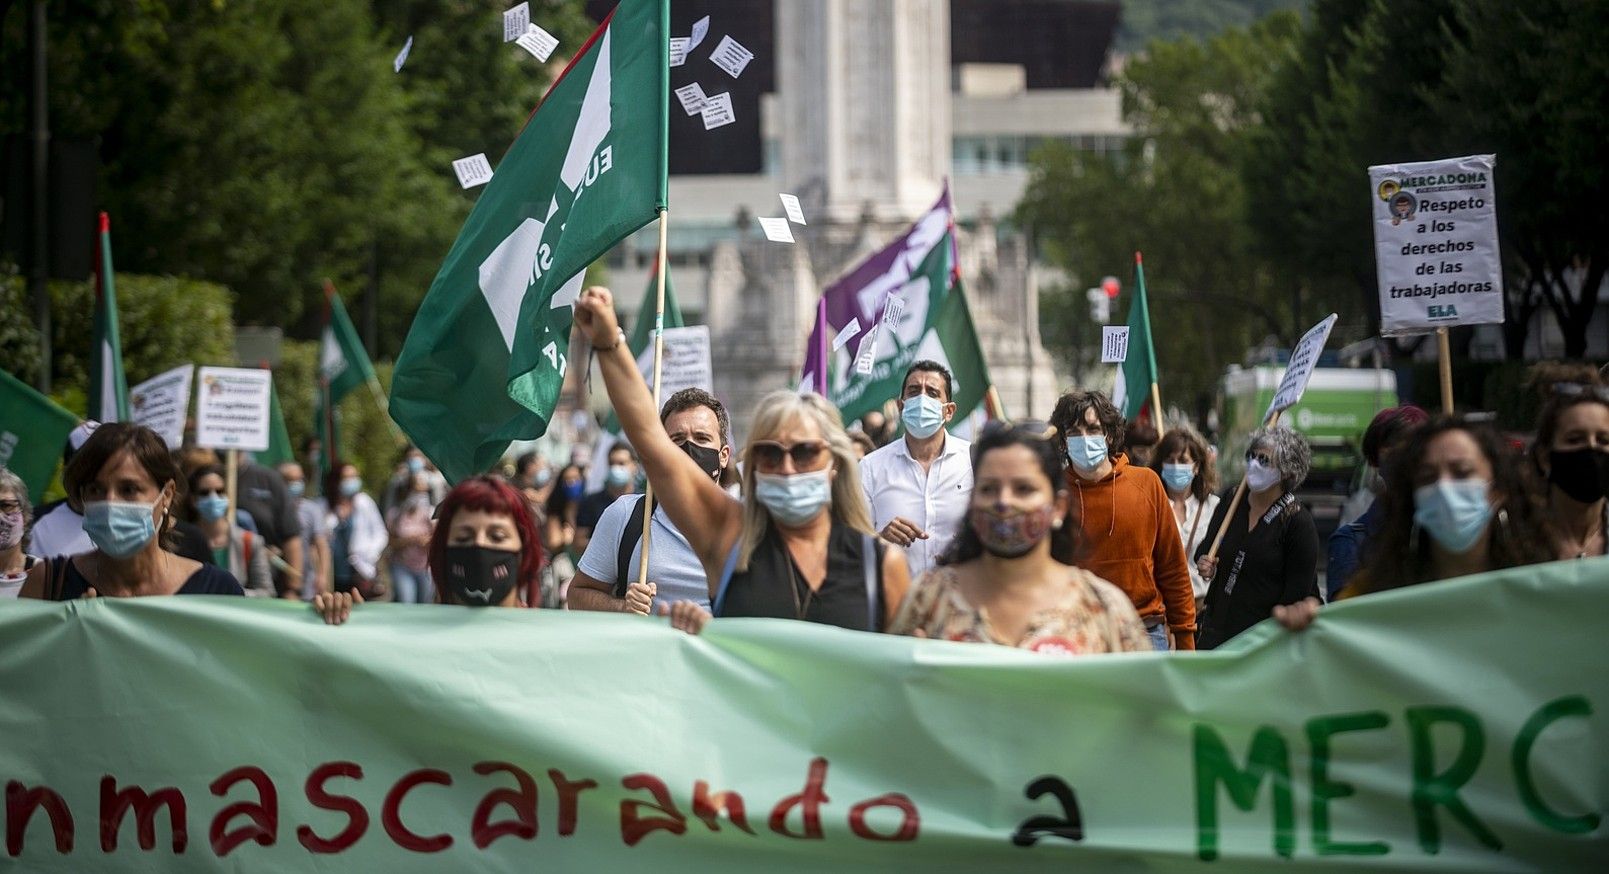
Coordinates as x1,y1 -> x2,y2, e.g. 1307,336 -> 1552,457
1529,369 -> 1609,560
184,464 -> 275,596
1192,427 -> 1319,649
889,422 -> 1152,654
573,286 -> 911,634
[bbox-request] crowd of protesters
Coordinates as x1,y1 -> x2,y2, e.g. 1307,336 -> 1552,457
5,289 -> 1607,658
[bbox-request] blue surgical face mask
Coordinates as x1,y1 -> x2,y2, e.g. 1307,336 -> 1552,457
406,457 -> 425,475
340,477 -> 363,498
196,495 -> 230,522
1161,463 -> 1194,492
754,469 -> 833,527
1065,435 -> 1108,473
901,394 -> 947,440
1413,479 -> 1493,554
286,480 -> 306,498
606,464 -> 632,488
82,500 -> 160,559
533,468 -> 553,488
561,480 -> 585,501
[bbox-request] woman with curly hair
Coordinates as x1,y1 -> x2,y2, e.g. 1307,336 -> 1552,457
1275,416 -> 1551,633
1193,427 -> 1319,649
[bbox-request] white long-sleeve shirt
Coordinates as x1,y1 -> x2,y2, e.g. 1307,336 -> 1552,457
859,434 -> 973,579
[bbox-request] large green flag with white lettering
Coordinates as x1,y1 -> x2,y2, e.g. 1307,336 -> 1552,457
391,0 -> 669,482
0,559 -> 1603,869
0,368 -> 80,503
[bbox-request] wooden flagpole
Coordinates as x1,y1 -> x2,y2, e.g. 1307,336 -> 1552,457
1150,382 -> 1166,437
1436,327 -> 1454,414
635,209 -> 670,593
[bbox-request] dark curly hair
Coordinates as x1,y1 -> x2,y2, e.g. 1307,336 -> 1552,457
938,421 -> 1082,567
1351,416 -> 1549,595
1049,389 -> 1124,466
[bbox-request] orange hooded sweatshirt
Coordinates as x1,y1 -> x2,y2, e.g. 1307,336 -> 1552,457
1067,453 -> 1197,648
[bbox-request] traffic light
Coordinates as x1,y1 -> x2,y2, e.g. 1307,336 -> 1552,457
1086,287 -> 1110,323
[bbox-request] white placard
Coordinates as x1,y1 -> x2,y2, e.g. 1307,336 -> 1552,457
700,92 -> 734,129
780,193 -> 806,225
831,318 -> 862,351
674,82 -> 708,115
129,364 -> 194,450
1100,326 -> 1130,363
1370,154 -> 1503,335
516,25 -> 559,62
452,153 -> 493,189
758,216 -> 794,243
635,325 -> 714,399
708,35 -> 753,78
689,15 -> 710,50
502,2 -> 529,42
668,37 -> 689,67
1266,313 -> 1339,420
393,36 -> 413,73
195,367 -> 272,452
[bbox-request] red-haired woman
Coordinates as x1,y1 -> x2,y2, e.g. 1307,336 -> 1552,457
312,475 -> 544,623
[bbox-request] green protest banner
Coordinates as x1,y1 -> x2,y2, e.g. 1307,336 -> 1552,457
0,560 -> 1603,871
0,368 -> 80,503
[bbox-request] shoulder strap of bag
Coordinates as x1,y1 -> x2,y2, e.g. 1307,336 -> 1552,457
613,494 -> 651,597
47,555 -> 69,600
242,531 -> 253,567
711,541 -> 741,618
862,533 -> 880,632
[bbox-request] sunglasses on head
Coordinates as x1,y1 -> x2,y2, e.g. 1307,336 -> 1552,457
981,419 -> 1059,441
1552,382 -> 1609,404
749,440 -> 828,470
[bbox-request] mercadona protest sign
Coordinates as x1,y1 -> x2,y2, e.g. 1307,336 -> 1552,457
1369,154 -> 1503,335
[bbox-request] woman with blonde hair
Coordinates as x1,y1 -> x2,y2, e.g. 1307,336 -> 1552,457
573,286 -> 910,634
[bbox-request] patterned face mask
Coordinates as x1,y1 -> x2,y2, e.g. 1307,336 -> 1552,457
969,503 -> 1057,559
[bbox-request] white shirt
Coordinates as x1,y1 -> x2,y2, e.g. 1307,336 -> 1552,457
1170,492 -> 1222,599
576,494 -> 710,611
27,502 -> 92,558
859,433 -> 973,579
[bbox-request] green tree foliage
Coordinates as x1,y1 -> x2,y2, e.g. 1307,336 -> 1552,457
0,0 -> 591,357
270,339 -> 400,493
1247,0 -> 1609,356
1117,0 -> 1307,52
1018,11 -> 1309,414
0,270 -> 234,413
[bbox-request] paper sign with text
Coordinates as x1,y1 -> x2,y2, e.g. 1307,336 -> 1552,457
700,92 -> 734,129
195,366 -> 272,452
1265,313 -> 1339,420
635,325 -> 713,398
1370,154 -> 1503,335
502,2 -> 529,42
1101,327 -> 1130,363
709,35 -> 753,78
129,364 -> 194,450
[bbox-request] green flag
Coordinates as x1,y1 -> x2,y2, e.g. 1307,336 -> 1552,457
828,232 -> 992,428
604,264 -> 684,433
313,284 -> 374,476
0,368 -> 81,503
930,278 -> 992,425
89,212 -> 130,422
391,0 -> 670,483
258,380 -> 295,468
1112,251 -> 1159,420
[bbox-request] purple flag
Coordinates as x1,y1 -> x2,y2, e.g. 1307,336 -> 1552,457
800,186 -> 954,392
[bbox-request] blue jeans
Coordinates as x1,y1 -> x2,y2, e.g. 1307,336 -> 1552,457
390,563 -> 435,604
1147,623 -> 1171,652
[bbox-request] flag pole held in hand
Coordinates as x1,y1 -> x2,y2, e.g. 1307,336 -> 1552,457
635,208 -> 670,591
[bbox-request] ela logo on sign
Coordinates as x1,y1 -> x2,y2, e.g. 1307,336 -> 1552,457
1429,304 -> 1459,319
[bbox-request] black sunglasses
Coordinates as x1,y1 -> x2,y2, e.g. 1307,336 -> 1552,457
749,440 -> 828,470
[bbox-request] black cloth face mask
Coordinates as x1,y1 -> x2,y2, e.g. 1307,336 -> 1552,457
681,441 -> 724,481
441,546 -> 520,606
1548,447 -> 1609,504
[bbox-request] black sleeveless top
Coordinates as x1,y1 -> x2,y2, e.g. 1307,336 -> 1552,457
45,556 -> 245,600
717,521 -> 886,631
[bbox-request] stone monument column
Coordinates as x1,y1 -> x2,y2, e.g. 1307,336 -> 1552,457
777,0 -> 951,225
